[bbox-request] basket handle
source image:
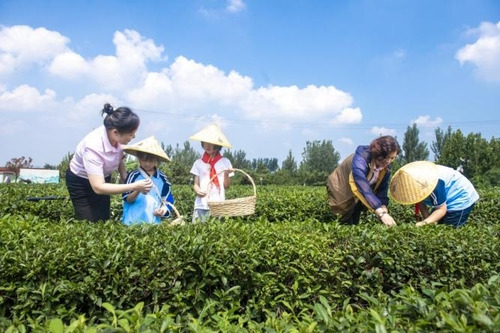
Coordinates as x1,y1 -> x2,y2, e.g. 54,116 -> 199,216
137,168 -> 181,219
165,201 -> 181,219
205,168 -> 256,197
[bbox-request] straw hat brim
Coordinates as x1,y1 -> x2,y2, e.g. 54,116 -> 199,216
123,136 -> 171,162
189,123 -> 232,148
389,161 -> 439,205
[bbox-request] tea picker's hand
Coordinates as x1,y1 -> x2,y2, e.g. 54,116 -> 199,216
416,220 -> 436,227
380,213 -> 397,227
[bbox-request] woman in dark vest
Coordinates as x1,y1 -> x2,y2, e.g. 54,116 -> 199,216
326,135 -> 400,226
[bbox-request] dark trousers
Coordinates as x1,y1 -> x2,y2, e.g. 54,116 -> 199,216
340,201 -> 365,225
66,169 -> 111,222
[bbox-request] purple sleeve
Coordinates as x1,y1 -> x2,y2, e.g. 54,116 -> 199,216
351,153 -> 387,210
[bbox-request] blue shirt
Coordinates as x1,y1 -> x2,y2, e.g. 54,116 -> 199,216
422,165 -> 479,211
122,168 -> 174,225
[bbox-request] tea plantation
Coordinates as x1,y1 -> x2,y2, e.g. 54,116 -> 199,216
1,183 -> 499,332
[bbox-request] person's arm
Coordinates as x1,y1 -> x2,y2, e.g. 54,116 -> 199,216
193,175 -> 207,197
88,174 -> 152,195
125,190 -> 140,203
118,158 -> 127,183
223,169 -> 232,189
351,153 -> 383,210
352,152 -> 395,226
416,203 -> 447,227
416,181 -> 446,227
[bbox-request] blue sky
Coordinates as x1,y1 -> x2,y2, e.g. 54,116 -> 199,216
1,0 -> 499,167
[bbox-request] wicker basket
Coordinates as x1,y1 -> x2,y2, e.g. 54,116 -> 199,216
207,168 -> 256,217
165,202 -> 185,226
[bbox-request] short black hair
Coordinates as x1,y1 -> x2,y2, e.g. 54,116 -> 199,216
136,151 -> 160,162
201,141 -> 222,151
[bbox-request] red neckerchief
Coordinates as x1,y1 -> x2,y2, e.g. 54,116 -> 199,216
202,152 -> 223,190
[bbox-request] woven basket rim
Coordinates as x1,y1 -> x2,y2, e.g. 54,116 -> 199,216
206,168 -> 256,216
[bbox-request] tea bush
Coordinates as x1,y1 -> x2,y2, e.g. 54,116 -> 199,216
0,183 -> 499,331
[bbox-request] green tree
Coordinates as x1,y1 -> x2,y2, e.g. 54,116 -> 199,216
299,140 -> 340,185
267,158 -> 279,173
57,153 -> 73,180
225,150 -> 251,170
164,141 -> 200,184
439,130 -> 499,180
463,133 -> 492,178
43,163 -> 57,169
400,124 -> 429,164
268,150 -> 298,185
251,158 -> 267,173
251,158 -> 279,173
431,126 -> 452,161
439,129 -> 467,170
490,137 -> 500,169
282,150 -> 297,173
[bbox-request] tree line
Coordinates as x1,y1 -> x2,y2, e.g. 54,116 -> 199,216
4,125 -> 500,187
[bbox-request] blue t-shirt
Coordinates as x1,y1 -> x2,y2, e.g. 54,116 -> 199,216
122,168 -> 174,225
422,165 -> 479,211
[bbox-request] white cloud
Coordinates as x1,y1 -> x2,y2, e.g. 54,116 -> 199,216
338,137 -> 354,145
0,25 -> 69,76
49,51 -> 90,79
128,56 -> 253,110
65,93 -> 122,123
50,29 -> 166,91
411,115 -> 443,128
331,107 -> 362,124
1,26 -> 359,128
169,56 -> 252,104
0,24 -> 363,165
371,126 -> 396,136
227,0 -> 246,13
0,84 -> 57,111
240,84 -> 354,121
456,21 -> 500,81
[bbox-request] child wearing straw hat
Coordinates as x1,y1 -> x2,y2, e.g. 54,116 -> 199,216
121,136 -> 175,225
189,123 -> 234,223
389,161 -> 479,227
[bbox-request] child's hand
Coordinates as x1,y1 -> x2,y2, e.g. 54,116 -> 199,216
153,205 -> 167,217
195,189 -> 207,197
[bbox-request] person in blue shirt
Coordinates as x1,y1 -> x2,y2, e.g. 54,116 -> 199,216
327,135 -> 400,226
389,161 -> 479,227
122,136 -> 174,225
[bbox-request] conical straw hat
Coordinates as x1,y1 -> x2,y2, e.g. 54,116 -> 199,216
189,123 -> 232,148
123,136 -> 171,162
389,161 -> 439,205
